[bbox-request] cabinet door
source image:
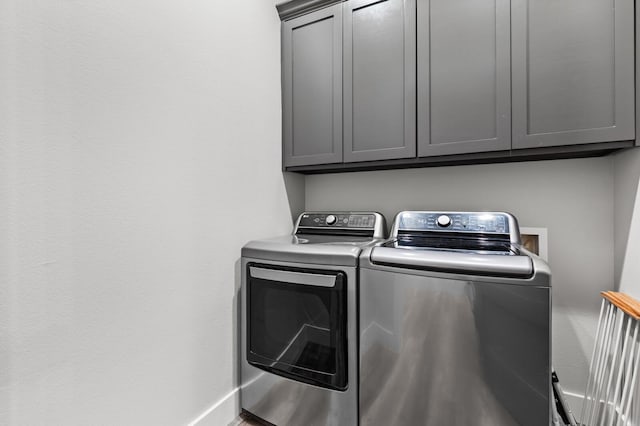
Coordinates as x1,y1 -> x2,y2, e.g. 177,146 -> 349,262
512,0 -> 635,149
418,0 -> 511,157
343,0 -> 416,163
282,5 -> 342,167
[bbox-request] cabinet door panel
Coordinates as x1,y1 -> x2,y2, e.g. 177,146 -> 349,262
283,5 -> 342,167
512,0 -> 634,149
418,0 -> 511,156
343,0 -> 416,163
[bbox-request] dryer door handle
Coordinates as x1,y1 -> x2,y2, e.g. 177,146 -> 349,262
369,247 -> 533,278
249,266 -> 337,287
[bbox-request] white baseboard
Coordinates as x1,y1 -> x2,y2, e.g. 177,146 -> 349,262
187,387 -> 239,426
562,391 -> 584,424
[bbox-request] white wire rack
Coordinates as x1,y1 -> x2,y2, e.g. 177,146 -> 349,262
581,292 -> 640,426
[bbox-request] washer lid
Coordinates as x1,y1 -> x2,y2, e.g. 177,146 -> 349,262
369,246 -> 534,278
242,234 -> 382,267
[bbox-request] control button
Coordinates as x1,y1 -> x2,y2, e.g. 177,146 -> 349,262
437,215 -> 452,228
326,215 -> 337,225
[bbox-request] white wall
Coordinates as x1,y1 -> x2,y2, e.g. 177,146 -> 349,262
612,145 -> 640,426
614,147 -> 640,299
306,157 -> 615,402
0,1 -> 302,425
612,146 -> 640,426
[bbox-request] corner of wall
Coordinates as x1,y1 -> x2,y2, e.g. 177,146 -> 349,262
187,388 -> 239,426
283,171 -> 306,222
612,147 -> 640,297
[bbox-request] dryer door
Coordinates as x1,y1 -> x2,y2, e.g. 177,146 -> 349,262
246,263 -> 348,390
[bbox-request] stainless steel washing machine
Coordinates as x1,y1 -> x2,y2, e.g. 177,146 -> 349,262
359,211 -> 551,426
240,212 -> 386,426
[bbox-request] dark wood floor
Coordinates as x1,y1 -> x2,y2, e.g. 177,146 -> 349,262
230,412 -> 268,426
232,419 -> 262,426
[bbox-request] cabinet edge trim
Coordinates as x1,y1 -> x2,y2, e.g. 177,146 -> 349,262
277,0 -> 344,21
284,141 -> 634,174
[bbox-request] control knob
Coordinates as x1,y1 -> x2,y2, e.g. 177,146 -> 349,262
326,215 -> 337,225
437,215 -> 452,228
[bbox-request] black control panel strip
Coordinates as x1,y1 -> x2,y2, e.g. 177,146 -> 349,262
295,227 -> 375,237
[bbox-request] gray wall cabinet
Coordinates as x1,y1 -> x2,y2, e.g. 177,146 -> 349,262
282,4 -> 343,167
511,0 -> 635,149
417,0 -> 511,157
343,0 -> 416,162
279,0 -> 636,173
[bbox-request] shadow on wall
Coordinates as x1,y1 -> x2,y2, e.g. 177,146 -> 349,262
283,172 -> 305,223
233,259 -> 242,409
614,148 -> 640,297
552,308 -> 602,418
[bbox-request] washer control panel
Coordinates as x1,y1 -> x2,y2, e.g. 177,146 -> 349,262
298,213 -> 377,229
397,212 -> 511,234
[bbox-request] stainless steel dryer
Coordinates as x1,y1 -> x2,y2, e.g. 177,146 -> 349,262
241,212 -> 386,426
359,211 -> 551,426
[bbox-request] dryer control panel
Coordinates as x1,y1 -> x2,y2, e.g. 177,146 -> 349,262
298,213 -> 375,228
295,212 -> 387,239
